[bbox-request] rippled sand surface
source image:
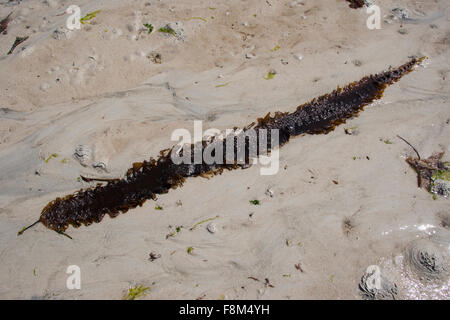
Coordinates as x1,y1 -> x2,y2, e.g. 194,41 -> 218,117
0,0 -> 448,299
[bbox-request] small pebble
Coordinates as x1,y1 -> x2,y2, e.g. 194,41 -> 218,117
206,223 -> 217,234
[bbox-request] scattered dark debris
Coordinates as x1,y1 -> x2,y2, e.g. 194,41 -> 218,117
264,278 -> 275,288
148,251 -> 161,261
295,263 -> 304,272
437,211 -> 450,229
248,276 -> 260,282
346,0 -> 365,9
342,217 -> 355,236
1,12 -> 12,35
80,10 -> 101,25
166,226 -> 183,239
7,36 -> 29,55
158,26 -> 177,37
148,52 -> 162,64
344,127 -> 359,135
406,151 -> 449,195
195,294 -> 206,300
332,180 -> 339,185
249,199 -> 260,205
399,136 -> 449,196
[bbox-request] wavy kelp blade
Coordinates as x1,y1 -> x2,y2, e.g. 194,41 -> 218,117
19,57 -> 425,237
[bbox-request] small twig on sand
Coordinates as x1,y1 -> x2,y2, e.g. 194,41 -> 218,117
80,175 -> 120,183
397,135 -> 421,159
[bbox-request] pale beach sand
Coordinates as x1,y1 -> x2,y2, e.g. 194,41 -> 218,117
0,0 -> 449,299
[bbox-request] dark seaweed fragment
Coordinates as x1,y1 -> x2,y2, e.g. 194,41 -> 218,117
18,57 -> 425,237
0,12 -> 12,34
346,0 -> 365,9
7,36 -> 28,55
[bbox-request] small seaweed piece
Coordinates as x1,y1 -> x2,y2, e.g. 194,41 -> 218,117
249,200 -> 260,205
187,246 -> 194,254
18,57 -> 425,238
143,23 -> 154,34
189,215 -> 219,230
187,17 -> 207,22
158,27 -> 177,37
7,36 -> 29,55
154,205 -> 163,210
270,45 -> 280,52
80,10 -> 101,24
215,82 -> 231,88
148,252 -> 161,261
45,153 -> 59,163
123,285 -> 150,300
264,71 -> 276,80
264,278 -> 275,288
0,12 -> 12,35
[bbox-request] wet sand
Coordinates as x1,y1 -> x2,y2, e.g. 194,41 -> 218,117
0,0 -> 449,299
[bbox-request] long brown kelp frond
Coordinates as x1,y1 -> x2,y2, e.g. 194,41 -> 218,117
19,57 -> 425,236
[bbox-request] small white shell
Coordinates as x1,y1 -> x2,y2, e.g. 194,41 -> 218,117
245,52 -> 256,59
206,223 -> 217,234
74,145 -> 92,167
